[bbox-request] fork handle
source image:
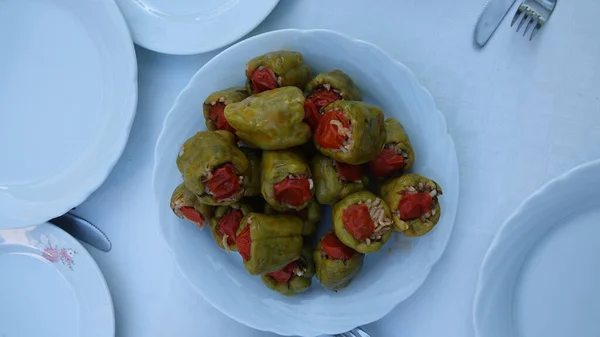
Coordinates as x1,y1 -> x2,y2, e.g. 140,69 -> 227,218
337,327 -> 371,337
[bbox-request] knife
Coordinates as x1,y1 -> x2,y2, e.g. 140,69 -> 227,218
50,213 -> 112,252
474,0 -> 518,47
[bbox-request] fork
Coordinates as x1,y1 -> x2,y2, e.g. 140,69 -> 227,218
335,327 -> 370,337
510,0 -> 557,40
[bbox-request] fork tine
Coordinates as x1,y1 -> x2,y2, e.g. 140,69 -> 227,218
529,18 -> 542,40
516,11 -> 529,33
523,15 -> 536,36
511,7 -> 524,27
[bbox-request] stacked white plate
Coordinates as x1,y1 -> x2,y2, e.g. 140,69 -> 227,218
0,0 -> 134,335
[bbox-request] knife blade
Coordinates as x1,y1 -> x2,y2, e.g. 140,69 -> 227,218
474,0 -> 518,47
50,213 -> 112,252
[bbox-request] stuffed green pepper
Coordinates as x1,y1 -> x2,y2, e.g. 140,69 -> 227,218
304,70 -> 362,129
261,150 -> 314,212
224,87 -> 311,150
170,183 -> 214,229
235,213 -> 304,275
332,191 -> 393,254
264,197 -> 321,237
314,231 -> 364,291
239,147 -> 261,197
176,130 -> 249,205
261,246 -> 315,296
245,51 -> 312,94
369,118 -> 415,178
380,174 -> 443,236
203,87 -> 249,133
314,101 -> 386,165
210,202 -> 253,252
311,153 -> 368,205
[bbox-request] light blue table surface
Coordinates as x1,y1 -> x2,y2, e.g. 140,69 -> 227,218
76,0 -> 600,336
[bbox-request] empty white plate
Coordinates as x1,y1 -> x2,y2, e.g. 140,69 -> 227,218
116,0 -> 280,55
474,159 -> 600,337
0,223 -> 114,337
0,0 -> 137,228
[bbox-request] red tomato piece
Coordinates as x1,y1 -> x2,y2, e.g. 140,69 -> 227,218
314,110 -> 351,149
342,204 -> 375,241
236,225 -> 251,261
267,261 -> 297,283
250,67 -> 277,93
205,164 -> 242,201
398,192 -> 433,220
310,89 -> 341,110
303,99 -> 320,129
335,161 -> 362,182
217,210 -> 243,246
273,178 -> 312,207
179,206 -> 204,225
321,232 -> 355,260
369,147 -> 405,177
304,89 -> 341,129
208,103 -> 236,133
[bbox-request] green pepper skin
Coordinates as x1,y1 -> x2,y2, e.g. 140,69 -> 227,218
332,191 -> 393,254
261,150 -> 314,212
304,70 -> 362,101
261,246 -> 315,296
264,197 -> 321,237
202,87 -> 249,131
381,118 -> 415,174
176,130 -> 249,205
240,147 -> 262,197
314,231 -> 364,291
245,51 -> 312,93
170,183 -> 214,229
315,101 -> 386,165
224,87 -> 311,150
311,154 -> 368,205
210,202 -> 253,252
380,174 -> 443,236
237,213 -> 304,275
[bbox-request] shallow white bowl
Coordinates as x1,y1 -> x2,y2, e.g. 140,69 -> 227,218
152,29 -> 459,336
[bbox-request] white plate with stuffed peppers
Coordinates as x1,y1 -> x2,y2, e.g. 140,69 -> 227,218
153,29 -> 459,336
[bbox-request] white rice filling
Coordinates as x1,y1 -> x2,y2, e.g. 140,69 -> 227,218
222,234 -> 231,253
208,96 -> 229,106
356,198 -> 393,244
384,143 -> 409,160
329,118 -> 354,152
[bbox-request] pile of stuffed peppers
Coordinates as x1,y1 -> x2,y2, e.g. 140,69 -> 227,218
169,50 -> 444,296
